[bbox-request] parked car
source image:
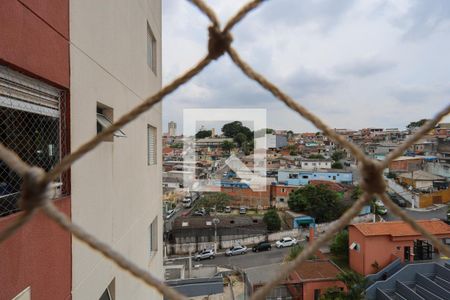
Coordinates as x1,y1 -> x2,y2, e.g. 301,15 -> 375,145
194,249 -> 215,261
252,241 -> 271,252
275,237 -> 298,248
166,209 -> 176,220
375,200 -> 388,215
182,197 -> 192,208
224,206 -> 231,213
225,245 -> 248,256
239,207 -> 247,214
193,208 -> 206,216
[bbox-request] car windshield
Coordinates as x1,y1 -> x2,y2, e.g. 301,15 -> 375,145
279,239 -> 284,242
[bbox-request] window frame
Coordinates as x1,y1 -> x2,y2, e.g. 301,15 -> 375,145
147,124 -> 157,165
147,22 -> 157,74
149,217 -> 158,254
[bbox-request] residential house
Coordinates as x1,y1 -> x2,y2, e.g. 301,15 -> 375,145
349,220 -> 450,276
247,260 -> 346,300
0,1 -> 163,299
388,156 -> 424,173
267,133 -> 288,149
397,170 -> 446,191
278,169 -> 353,186
300,159 -> 333,170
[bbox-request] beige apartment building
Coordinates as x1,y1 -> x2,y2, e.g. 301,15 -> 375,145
70,0 -> 163,299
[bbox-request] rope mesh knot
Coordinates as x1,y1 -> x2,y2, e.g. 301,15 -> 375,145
359,160 -> 386,195
19,167 -> 49,212
208,26 -> 232,60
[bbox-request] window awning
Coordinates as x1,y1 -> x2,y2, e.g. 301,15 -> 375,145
96,113 -> 126,137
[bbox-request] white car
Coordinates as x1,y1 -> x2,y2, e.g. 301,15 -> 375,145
194,249 -> 215,261
276,237 -> 298,248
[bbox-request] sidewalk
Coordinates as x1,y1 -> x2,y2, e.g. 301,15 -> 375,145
406,204 -> 447,212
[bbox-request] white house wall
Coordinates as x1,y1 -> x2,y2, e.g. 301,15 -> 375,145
70,0 -> 162,299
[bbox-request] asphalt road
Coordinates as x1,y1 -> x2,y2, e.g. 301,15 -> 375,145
383,205 -> 448,221
166,244 -> 296,269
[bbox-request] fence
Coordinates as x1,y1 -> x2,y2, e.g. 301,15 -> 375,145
0,1 -> 449,300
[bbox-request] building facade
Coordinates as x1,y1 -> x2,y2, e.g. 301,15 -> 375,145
168,121 -> 177,137
0,1 -> 163,299
278,169 -> 353,185
349,220 -> 450,276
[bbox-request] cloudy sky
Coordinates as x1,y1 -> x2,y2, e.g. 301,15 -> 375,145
162,0 -> 450,134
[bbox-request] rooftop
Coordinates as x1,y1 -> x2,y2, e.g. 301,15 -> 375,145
398,170 -> 445,181
291,260 -> 342,281
309,180 -> 348,192
352,220 -> 450,237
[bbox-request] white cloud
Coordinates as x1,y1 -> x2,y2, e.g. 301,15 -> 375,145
162,0 -> 450,133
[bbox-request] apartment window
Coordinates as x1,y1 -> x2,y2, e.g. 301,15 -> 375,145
147,125 -> 157,165
99,279 -> 115,300
149,217 -> 158,253
147,23 -> 157,74
302,175 -> 308,179
96,103 -> 126,140
314,289 -> 321,300
0,65 -> 68,217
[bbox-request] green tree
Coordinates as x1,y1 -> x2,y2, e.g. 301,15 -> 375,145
221,140 -> 235,154
288,190 -> 308,212
321,271 -> 367,300
195,130 -> 212,139
407,118 -> 428,129
337,271 -> 367,300
331,150 -> 346,162
288,185 -> 343,223
266,128 -> 274,134
332,162 -> 343,169
320,287 -> 346,300
169,142 -> 183,149
222,121 -> 253,140
330,230 -> 349,261
197,192 -> 232,211
233,132 -> 248,147
351,185 -> 363,201
263,209 -> 281,231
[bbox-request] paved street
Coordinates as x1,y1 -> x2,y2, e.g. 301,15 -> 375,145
166,244 -> 297,269
384,205 -> 448,221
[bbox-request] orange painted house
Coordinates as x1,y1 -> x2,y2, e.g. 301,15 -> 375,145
349,220 -> 450,275
288,260 -> 346,300
248,260 -> 345,300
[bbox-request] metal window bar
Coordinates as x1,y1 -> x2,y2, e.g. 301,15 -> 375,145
0,66 -> 68,217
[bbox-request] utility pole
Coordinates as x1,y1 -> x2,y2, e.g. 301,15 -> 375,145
213,217 -> 220,253
188,248 -> 192,278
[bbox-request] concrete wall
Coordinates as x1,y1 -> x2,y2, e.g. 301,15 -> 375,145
425,162 -> 450,179
0,0 -> 69,88
0,198 -> 71,300
303,280 -> 346,300
70,0 -> 162,299
168,228 -> 303,255
419,188 -> 450,207
349,227 -> 413,276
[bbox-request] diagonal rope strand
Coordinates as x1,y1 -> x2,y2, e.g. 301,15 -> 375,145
0,1 -> 449,299
43,55 -> 212,184
0,144 -> 31,177
379,192 -> 450,257
41,202 -> 188,300
381,104 -> 450,169
250,193 -> 373,300
226,46 -> 370,166
223,0 -> 264,33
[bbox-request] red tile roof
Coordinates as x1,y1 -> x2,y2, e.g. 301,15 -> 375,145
291,260 -> 341,282
309,180 -> 347,192
352,220 -> 450,237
